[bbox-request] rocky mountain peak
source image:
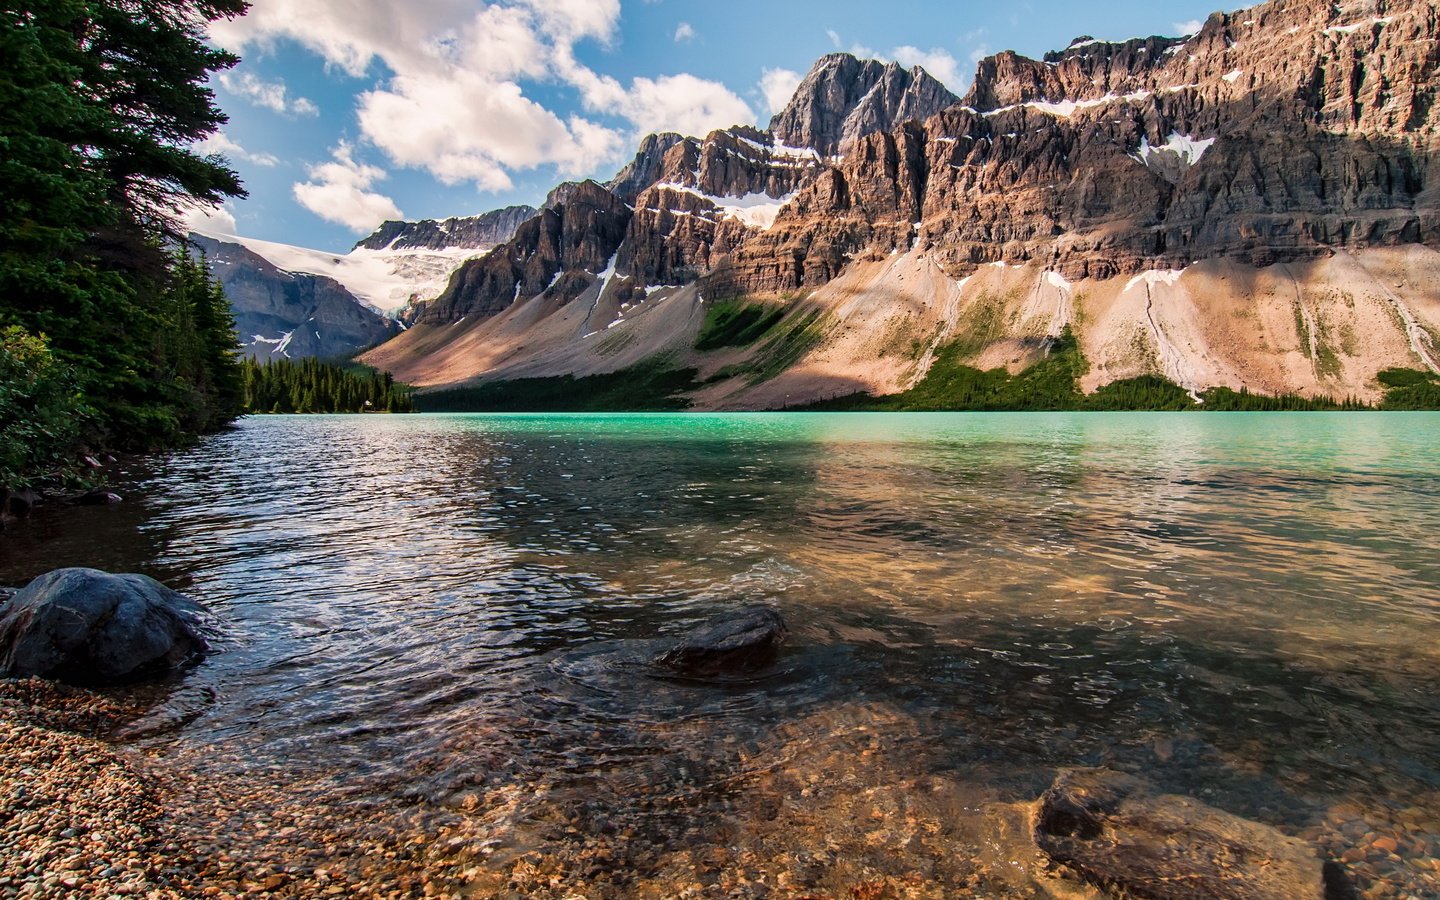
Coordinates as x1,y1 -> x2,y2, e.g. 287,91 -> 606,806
768,52 -> 959,156
354,205 -> 536,252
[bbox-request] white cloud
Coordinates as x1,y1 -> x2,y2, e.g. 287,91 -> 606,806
292,143 -> 403,233
209,0 -> 751,192
195,131 -> 279,168
759,68 -> 803,116
358,72 -> 622,190
889,46 -> 964,90
825,28 -> 842,48
182,202 -> 238,235
969,43 -> 992,65
621,74 -> 751,137
1173,19 -> 1205,35
555,50 -> 752,139
826,32 -> 967,91
673,22 -> 695,43
218,71 -> 320,117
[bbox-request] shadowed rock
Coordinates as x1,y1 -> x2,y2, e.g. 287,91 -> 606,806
654,607 -> 787,677
76,490 -> 123,506
1036,768 -> 1328,899
0,568 -> 216,684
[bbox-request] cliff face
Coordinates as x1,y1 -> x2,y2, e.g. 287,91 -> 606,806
722,0 -> 1440,294
192,235 -> 398,360
769,54 -> 959,157
365,0 -> 1440,406
415,181 -> 633,325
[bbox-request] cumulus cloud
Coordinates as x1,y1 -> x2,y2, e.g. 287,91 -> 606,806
673,22 -> 695,42
292,143 -> 403,233
218,71 -> 320,117
826,31 -> 967,91
889,46 -> 964,90
358,73 -> 622,190
759,68 -> 802,116
181,202 -> 238,235
1173,19 -> 1205,35
552,47 -> 753,138
209,0 -> 751,191
195,131 -> 279,167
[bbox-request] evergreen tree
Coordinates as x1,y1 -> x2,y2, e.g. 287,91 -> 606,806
239,359 -> 415,415
0,0 -> 249,482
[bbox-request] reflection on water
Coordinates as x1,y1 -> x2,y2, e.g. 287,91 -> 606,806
4,412 -> 1440,896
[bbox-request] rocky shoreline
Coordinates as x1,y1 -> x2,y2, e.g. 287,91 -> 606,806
3,591 -> 1438,898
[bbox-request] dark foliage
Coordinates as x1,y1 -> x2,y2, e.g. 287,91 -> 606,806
0,0 -> 249,484
417,357 -> 699,412
1377,367 -> 1440,410
241,358 -> 414,414
694,300 -> 786,351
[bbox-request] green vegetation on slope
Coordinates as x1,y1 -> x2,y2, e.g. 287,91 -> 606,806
801,328 -> 1378,412
241,359 -> 414,414
808,328 -> 1088,411
0,0 -> 249,486
694,300 -> 786,351
1378,368 -> 1440,410
1086,375 -> 1196,411
416,356 -> 701,412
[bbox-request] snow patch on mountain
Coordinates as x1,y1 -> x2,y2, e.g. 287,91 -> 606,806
191,225 -> 489,316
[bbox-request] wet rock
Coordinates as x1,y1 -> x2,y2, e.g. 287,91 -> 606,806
4,487 -> 41,518
1035,768 -> 1328,899
76,490 -> 123,506
654,607 -> 787,677
0,568 -> 215,684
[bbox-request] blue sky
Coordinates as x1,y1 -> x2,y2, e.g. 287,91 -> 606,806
191,0 -> 1221,252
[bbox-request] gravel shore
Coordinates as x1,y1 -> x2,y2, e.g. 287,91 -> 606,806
0,680 -> 200,898
4,678 -> 1438,899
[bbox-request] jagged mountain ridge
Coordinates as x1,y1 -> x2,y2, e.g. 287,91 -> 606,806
769,54 -> 959,157
354,205 -> 537,252
361,0 -> 1440,407
410,66 -> 957,327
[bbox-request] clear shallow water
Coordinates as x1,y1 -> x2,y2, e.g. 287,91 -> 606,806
5,412 -> 1440,895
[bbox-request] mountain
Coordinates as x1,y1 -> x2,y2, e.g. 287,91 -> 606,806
768,54 -> 959,158
364,0 -> 1440,408
191,204 -> 534,359
353,205 -> 538,252
192,234 -> 399,360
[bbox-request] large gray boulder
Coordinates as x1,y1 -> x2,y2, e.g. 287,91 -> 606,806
0,568 -> 215,684
1036,768 -> 1328,899
654,607 -> 787,677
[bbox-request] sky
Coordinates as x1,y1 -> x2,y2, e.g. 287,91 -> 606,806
188,0 -> 1222,252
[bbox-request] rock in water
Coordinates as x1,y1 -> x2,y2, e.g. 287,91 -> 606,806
76,490 -> 123,506
654,607 -> 788,677
0,568 -> 215,684
1035,768 -> 1327,899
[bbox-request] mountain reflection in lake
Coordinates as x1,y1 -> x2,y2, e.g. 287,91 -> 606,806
4,412 -> 1438,897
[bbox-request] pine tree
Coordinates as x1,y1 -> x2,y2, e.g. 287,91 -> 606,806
0,0 -> 249,475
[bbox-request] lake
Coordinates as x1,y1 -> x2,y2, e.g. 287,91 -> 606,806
4,412 -> 1439,897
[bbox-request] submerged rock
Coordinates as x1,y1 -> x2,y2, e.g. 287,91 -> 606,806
1035,768 -> 1327,899
0,568 -> 215,684
76,490 -> 123,506
654,607 -> 787,677
4,487 -> 40,518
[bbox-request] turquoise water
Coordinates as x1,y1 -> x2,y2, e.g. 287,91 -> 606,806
4,412 -> 1439,895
